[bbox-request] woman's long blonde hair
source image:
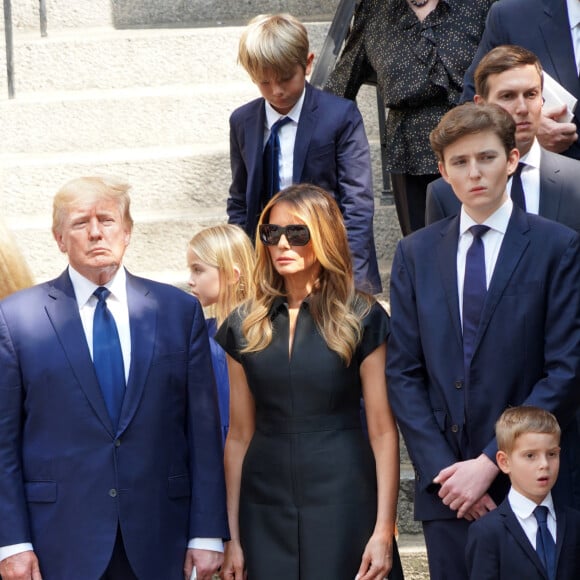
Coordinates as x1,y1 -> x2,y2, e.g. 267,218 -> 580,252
241,184 -> 371,365
0,219 -> 34,300
188,224 -> 256,326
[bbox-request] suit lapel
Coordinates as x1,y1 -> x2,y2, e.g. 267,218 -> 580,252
45,271 -> 115,435
117,273 -> 157,435
539,0 -> 580,96
293,83 -> 317,181
437,217 -> 463,349
244,102 -> 266,223
554,506 -> 567,575
500,500 -> 548,578
538,150 -> 562,222
474,208 -> 530,355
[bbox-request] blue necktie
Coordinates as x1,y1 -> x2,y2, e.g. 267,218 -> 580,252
93,287 -> 125,428
463,225 -> 490,370
263,116 -> 292,201
510,162 -> 526,210
534,506 -> 556,580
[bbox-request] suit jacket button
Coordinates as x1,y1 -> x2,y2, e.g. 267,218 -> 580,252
451,424 -> 459,433
109,488 -> 117,498
454,380 -> 463,389
114,439 -> 121,447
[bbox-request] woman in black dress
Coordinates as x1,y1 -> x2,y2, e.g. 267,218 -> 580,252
217,184 -> 402,580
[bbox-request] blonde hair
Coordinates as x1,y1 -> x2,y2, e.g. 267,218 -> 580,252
0,219 -> 34,299
52,176 -> 134,236
238,13 -> 309,82
188,224 -> 256,326
496,406 -> 561,454
241,184 -> 372,365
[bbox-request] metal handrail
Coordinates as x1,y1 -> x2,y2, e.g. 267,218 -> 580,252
3,0 -> 47,98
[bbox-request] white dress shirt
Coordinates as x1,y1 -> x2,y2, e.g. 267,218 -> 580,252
264,87 -> 306,190
457,198 -> 513,325
508,487 -> 557,548
0,266 -> 222,563
567,0 -> 580,75
507,138 -> 541,216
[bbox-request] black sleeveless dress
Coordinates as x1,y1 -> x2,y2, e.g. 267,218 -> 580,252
216,298 -> 403,579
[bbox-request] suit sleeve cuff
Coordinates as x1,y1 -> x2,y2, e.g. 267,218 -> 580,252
188,538 -> 224,553
0,543 -> 34,563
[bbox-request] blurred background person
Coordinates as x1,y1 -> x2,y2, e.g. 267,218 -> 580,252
326,0 -> 492,235
187,224 -> 256,446
217,184 -> 403,580
0,218 -> 34,299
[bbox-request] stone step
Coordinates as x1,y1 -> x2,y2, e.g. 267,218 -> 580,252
0,79 -> 381,152
3,0 -> 339,31
398,533 -> 429,580
8,207 -> 226,282
0,22 -> 329,96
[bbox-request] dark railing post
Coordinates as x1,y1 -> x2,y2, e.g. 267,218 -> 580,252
39,0 -> 47,37
3,0 -> 14,98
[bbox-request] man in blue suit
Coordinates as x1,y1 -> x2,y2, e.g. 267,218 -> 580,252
0,177 -> 228,580
462,0 -> 580,159
427,45 -> 580,232
387,103 -> 580,580
228,13 -> 381,294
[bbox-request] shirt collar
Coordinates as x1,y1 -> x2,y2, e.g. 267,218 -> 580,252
459,197 -> 513,237
68,265 -> 128,308
520,138 -> 541,170
509,487 -> 555,520
265,86 -> 305,129
568,0 -> 580,28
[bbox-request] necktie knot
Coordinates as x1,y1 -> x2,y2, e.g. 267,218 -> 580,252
534,505 -> 549,525
270,115 -> 292,136
469,224 -> 490,240
94,286 -> 111,303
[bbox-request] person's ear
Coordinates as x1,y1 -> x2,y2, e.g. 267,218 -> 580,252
506,147 -> 520,176
230,266 -> 241,285
474,94 -> 485,105
496,450 -> 511,475
438,160 -> 450,183
305,53 -> 315,76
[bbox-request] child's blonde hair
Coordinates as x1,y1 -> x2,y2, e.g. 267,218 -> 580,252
496,406 -> 561,454
188,224 -> 255,326
238,13 -> 309,82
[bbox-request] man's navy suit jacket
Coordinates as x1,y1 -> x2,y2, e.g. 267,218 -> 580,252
425,148 -> 580,233
228,81 -> 381,293
0,270 -> 228,580
466,498 -> 580,579
461,0 -> 580,160
387,207 -> 580,520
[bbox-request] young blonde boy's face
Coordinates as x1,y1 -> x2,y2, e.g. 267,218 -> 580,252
254,54 -> 314,115
497,432 -> 560,504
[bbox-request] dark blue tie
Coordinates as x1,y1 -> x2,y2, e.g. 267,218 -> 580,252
510,162 -> 526,210
534,506 -> 556,580
93,287 -> 125,428
463,225 -> 490,370
263,116 -> 292,201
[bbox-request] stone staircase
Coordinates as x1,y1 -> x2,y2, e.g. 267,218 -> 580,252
0,0 -> 424,575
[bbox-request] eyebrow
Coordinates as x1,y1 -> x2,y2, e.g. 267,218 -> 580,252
448,149 -> 499,162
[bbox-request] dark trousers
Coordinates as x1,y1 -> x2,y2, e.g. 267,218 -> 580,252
422,518 -> 471,580
100,527 -> 138,580
391,172 -> 439,236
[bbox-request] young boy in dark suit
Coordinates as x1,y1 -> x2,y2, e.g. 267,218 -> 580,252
227,13 -> 381,293
466,406 -> 580,580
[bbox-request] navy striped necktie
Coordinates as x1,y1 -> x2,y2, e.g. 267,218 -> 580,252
263,116 -> 292,201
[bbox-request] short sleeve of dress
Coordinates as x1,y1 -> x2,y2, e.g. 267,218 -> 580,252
357,301 -> 390,364
214,306 -> 246,363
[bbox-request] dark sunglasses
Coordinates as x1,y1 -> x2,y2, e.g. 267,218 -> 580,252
259,224 -> 311,246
